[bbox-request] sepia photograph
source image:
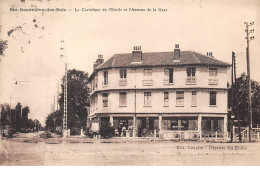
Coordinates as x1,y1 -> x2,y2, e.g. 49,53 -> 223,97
0,0 -> 260,166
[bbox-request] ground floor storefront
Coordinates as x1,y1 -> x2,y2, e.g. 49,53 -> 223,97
89,113 -> 228,140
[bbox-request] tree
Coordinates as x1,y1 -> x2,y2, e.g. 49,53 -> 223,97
0,40 -> 8,56
45,69 -> 89,135
229,73 -> 260,126
45,110 -> 62,133
28,119 -> 35,131
58,69 -> 89,135
0,26 -> 8,60
0,104 -> 11,129
14,103 -> 22,132
21,106 -> 30,132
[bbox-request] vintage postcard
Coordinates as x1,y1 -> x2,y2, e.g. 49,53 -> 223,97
0,0 -> 260,166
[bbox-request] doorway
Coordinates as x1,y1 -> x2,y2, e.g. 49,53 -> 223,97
137,117 -> 158,137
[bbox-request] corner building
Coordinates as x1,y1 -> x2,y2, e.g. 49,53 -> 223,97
88,45 -> 231,139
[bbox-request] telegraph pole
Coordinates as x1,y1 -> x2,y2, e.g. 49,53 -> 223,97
244,22 -> 254,142
233,52 -> 241,142
63,62 -> 68,137
60,40 -> 68,138
231,52 -> 234,143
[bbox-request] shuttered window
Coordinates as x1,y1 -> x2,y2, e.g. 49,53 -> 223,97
119,92 -> 127,106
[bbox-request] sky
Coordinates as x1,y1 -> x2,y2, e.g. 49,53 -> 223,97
0,0 -> 259,125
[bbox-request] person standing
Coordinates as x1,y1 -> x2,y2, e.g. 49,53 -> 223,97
138,125 -> 141,137
118,124 -> 122,137
128,125 -> 133,137
122,125 -> 126,137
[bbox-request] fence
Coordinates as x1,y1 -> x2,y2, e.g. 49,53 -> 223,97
159,130 -> 200,140
233,126 -> 260,142
159,130 -> 229,141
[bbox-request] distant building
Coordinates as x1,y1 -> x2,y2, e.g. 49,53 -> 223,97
88,45 -> 231,139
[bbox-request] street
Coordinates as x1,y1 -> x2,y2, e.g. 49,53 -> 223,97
1,132 -> 260,165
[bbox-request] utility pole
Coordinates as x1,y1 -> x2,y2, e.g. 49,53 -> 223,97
60,40 -> 68,138
231,51 -> 234,143
233,52 -> 241,142
244,22 -> 254,142
64,62 -> 68,137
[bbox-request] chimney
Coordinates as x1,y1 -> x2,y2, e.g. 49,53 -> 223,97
174,44 -> 180,61
96,54 -> 104,66
207,52 -> 214,58
132,46 -> 142,62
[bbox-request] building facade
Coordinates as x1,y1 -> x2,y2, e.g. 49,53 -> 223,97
88,45 -> 230,139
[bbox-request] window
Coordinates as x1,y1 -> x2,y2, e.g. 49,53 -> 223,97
164,91 -> 169,106
103,71 -> 108,85
176,91 -> 184,105
95,95 -> 98,110
102,93 -> 108,107
186,67 -> 196,84
191,91 -> 197,106
181,119 -> 189,130
209,91 -> 217,106
119,92 -> 127,106
144,69 -> 152,76
171,120 -> 178,130
162,117 -> 198,131
120,69 -> 127,79
202,117 -> 224,132
187,67 -> 196,77
164,68 -> 174,83
144,92 -> 151,106
95,74 -> 98,88
209,68 -> 217,76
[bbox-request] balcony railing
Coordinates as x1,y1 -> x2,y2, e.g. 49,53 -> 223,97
208,78 -> 218,85
186,77 -> 197,85
142,79 -> 154,86
119,79 -> 128,86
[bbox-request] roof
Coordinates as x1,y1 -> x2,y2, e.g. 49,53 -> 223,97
98,51 -> 230,69
89,51 -> 231,79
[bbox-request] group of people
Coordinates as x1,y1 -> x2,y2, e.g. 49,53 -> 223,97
117,124 -> 148,137
117,124 -> 134,137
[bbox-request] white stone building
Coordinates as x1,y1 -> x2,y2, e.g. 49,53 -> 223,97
88,45 -> 231,139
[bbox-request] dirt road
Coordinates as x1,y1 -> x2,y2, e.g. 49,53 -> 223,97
1,132 -> 260,166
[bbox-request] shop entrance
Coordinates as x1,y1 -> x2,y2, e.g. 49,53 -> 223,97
137,117 -> 158,137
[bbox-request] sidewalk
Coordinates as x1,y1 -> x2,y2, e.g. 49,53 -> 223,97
7,132 -> 258,144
